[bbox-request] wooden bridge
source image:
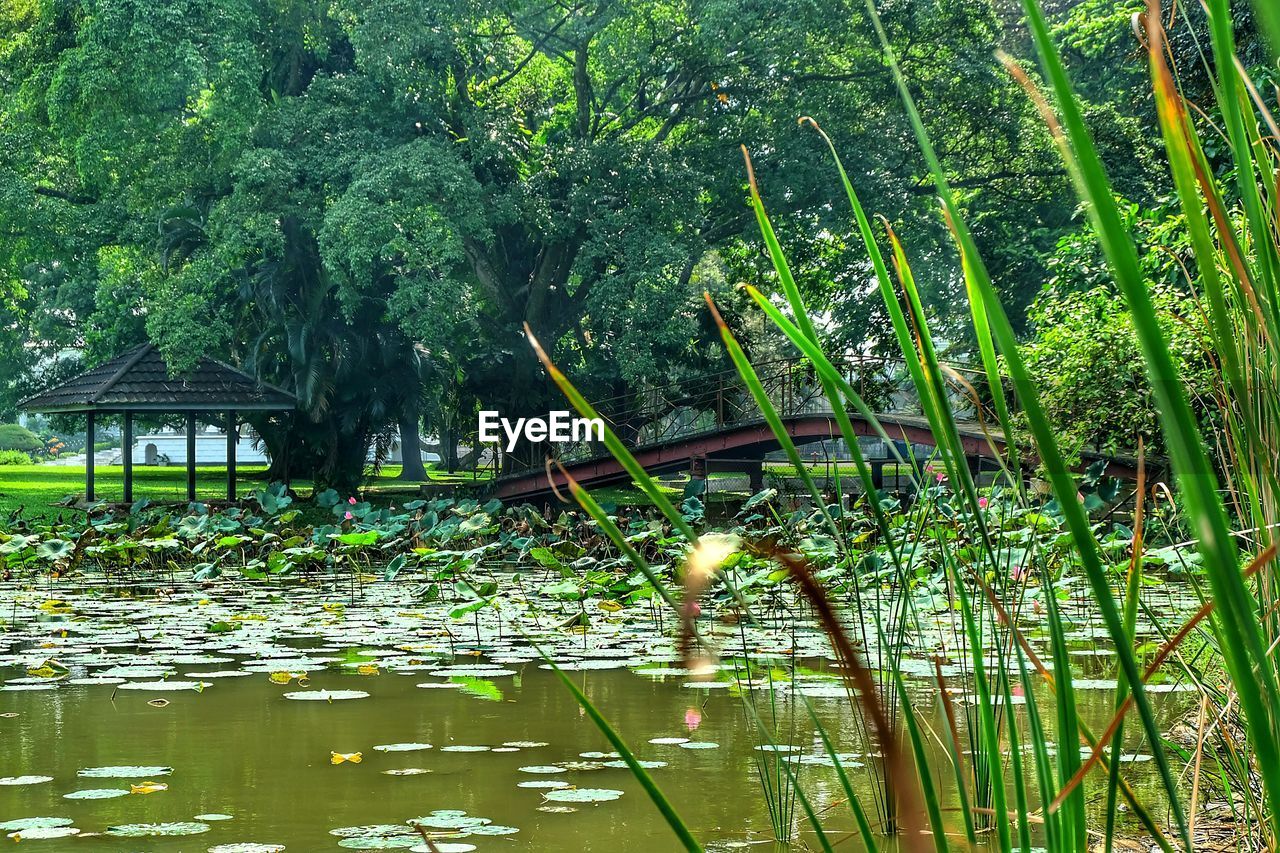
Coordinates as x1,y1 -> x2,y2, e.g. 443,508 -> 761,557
488,357 -> 1144,503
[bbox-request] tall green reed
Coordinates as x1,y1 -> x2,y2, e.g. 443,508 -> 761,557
521,0 -> 1280,849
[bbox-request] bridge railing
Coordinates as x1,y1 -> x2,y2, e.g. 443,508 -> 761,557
494,354 -> 1004,477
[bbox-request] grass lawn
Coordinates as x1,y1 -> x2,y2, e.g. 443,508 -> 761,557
0,462 -> 487,523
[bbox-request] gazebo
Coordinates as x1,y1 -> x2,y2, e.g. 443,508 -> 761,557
19,343 -> 296,504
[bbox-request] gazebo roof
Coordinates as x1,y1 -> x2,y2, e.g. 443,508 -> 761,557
19,343 -> 297,414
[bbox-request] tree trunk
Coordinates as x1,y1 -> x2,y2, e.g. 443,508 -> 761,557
397,410 -> 428,481
444,418 -> 458,473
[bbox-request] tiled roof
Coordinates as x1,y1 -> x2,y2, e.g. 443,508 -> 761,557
19,344 -> 297,413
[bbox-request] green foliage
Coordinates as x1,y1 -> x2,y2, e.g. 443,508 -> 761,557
0,423 -> 42,452
0,449 -> 32,465
1021,204 -> 1217,457
0,0 -> 1126,479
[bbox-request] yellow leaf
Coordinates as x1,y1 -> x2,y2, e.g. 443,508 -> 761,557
268,671 -> 293,684
356,664 -> 379,676
130,781 -> 168,794
597,600 -> 624,613
330,752 -> 362,764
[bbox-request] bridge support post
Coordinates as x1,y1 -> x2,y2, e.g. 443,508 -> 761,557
689,455 -> 706,479
746,460 -> 764,493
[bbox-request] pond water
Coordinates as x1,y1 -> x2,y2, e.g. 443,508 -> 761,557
0,579 -> 1196,850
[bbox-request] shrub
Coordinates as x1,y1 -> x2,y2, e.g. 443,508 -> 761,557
1020,204 -> 1218,459
0,424 -> 42,453
0,449 -> 32,465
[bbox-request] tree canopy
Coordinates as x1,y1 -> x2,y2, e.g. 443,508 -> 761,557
0,0 -> 1155,485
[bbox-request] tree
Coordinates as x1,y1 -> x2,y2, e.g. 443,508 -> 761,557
1,0 -> 1097,482
1020,202 -> 1219,458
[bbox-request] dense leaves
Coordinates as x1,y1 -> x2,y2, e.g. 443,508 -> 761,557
0,0 -> 1124,481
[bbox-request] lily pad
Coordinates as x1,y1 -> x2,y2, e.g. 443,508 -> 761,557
0,775 -> 53,786
372,742 -> 432,752
282,689 -> 369,701
208,845 -> 286,853
118,680 -> 211,691
107,822 -> 212,837
64,788 -> 129,799
0,818 -> 73,832
337,839 -> 420,850
543,787 -> 625,803
470,824 -> 520,835
410,812 -> 490,830
79,765 -> 173,778
330,825 -> 418,839
7,826 -> 80,840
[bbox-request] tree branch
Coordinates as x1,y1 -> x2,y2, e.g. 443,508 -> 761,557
33,186 -> 96,205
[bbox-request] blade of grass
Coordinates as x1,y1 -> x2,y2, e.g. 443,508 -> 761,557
1016,0 -> 1279,841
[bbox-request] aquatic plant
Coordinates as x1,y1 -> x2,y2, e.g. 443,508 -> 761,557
520,0 -> 1280,849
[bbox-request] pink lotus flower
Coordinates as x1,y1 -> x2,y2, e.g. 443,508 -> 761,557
978,497 -> 989,509
935,472 -> 946,483
344,511 -> 353,520
348,496 -> 357,505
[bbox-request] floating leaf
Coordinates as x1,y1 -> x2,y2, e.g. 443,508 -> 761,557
118,680 -> 210,692
543,788 -> 625,803
0,818 -> 73,832
79,765 -> 173,778
8,827 -> 80,840
282,690 -> 368,701
106,822 -> 212,837
130,780 -> 168,794
410,812 -> 490,830
64,788 -> 129,799
0,775 -> 52,786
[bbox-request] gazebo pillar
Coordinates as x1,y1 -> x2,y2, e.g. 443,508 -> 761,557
85,411 -> 95,502
226,410 -> 237,502
122,412 -> 134,504
185,413 -> 197,502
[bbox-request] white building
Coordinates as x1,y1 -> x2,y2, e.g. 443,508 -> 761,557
130,427 -> 441,466
131,426 -> 269,466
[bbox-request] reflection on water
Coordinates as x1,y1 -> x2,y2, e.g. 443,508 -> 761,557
0,581 -> 1194,850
